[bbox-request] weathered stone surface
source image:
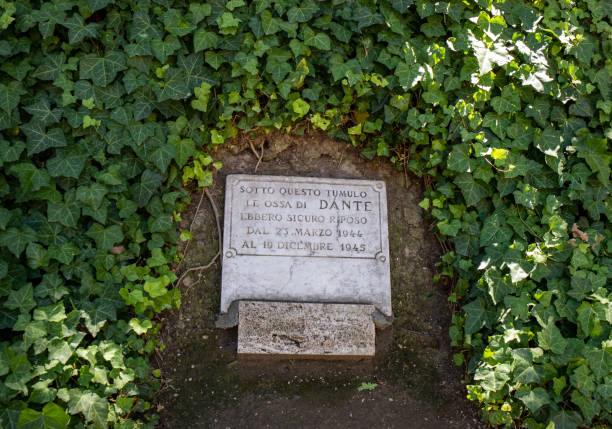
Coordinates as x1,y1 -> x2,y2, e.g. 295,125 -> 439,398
237,301 -> 375,358
221,174 -> 391,321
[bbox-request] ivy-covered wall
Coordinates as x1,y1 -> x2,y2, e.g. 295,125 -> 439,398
0,0 -> 610,428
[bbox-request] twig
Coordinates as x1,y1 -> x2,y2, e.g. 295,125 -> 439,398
205,188 -> 222,258
482,155 -> 511,173
175,188 -> 206,273
402,144 -> 410,188
515,205 -> 544,242
248,138 -> 264,172
175,188 -> 222,292
176,252 -> 220,293
336,145 -> 346,167
432,229 -> 450,254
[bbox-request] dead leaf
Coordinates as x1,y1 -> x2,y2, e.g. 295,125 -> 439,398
593,234 -> 604,247
110,245 -> 125,255
571,223 -> 589,242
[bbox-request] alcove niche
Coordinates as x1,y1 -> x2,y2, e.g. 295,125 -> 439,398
155,131 -> 482,429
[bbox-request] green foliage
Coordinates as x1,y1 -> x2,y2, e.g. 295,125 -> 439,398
357,382 -> 378,391
0,0 -> 610,428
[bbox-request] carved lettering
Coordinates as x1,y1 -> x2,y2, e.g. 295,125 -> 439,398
318,199 -> 372,211
230,177 -> 383,258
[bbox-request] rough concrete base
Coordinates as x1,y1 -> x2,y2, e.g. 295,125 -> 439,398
237,301 -> 375,358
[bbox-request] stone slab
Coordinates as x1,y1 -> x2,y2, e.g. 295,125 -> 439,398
220,174 -> 391,320
237,301 -> 375,358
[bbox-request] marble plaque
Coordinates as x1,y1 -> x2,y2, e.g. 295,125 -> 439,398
221,174 -> 391,318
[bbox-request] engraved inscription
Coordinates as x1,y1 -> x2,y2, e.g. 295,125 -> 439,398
228,177 -> 384,258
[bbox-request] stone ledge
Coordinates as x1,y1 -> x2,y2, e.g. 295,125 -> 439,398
237,301 -> 375,358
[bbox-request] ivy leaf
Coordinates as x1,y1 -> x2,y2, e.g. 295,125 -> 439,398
537,319 -> 567,354
26,242 -> 49,269
352,7 -> 384,31
81,299 -> 117,337
79,51 -> 127,87
36,274 -> 68,302
292,98 -> 310,117
62,14 -> 100,44
34,302 -> 66,323
491,85 -> 521,114
191,82 -> 212,111
76,183 -> 107,209
16,403 -> 70,429
46,148 -> 88,179
68,390 -> 108,428
516,387 -> 550,413
123,70 -> 148,94
0,260 -> 7,279
129,318 -> 152,335
504,248 -> 535,283
47,199 -> 80,228
171,137 -> 195,167
455,173 -> 490,206
86,224 -> 123,251
550,410 -> 584,429
287,1 -> 319,23
193,29 -> 218,52
155,67 -> 190,101
225,0 -> 245,11
447,144 -> 475,173
131,169 -> 163,207
216,12 -> 241,35
21,122 -> 67,156
511,348 -> 541,384
51,242 -> 79,265
0,409 -> 19,428
576,302 -> 598,337
586,349 -> 612,379
570,390 -> 599,423
0,228 -> 37,257
88,0 -> 113,12
162,9 -> 196,36
329,22 -> 351,43
576,136 -> 611,184
480,213 -> 513,246
205,51 -> 224,70
260,11 -> 280,35
535,127 -> 563,158
9,163 -> 51,193
151,36 -> 181,63
0,139 -> 24,165
395,62 -> 427,88
5,284 -> 36,312
469,36 -> 512,75
474,365 -> 510,391
391,0 -> 414,12
129,122 -> 155,145
149,144 -> 176,171
23,98 -> 63,125
177,54 -> 217,90
32,53 -> 66,81
303,30 -> 330,51
190,3 -> 211,23
462,297 -> 488,335
0,81 -> 26,113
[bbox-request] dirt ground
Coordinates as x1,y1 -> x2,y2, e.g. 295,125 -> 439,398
155,130 -> 483,429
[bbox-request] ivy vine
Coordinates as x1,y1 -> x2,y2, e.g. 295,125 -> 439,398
0,0 -> 610,428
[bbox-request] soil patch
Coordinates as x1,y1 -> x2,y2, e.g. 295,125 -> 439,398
155,131 -> 483,428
